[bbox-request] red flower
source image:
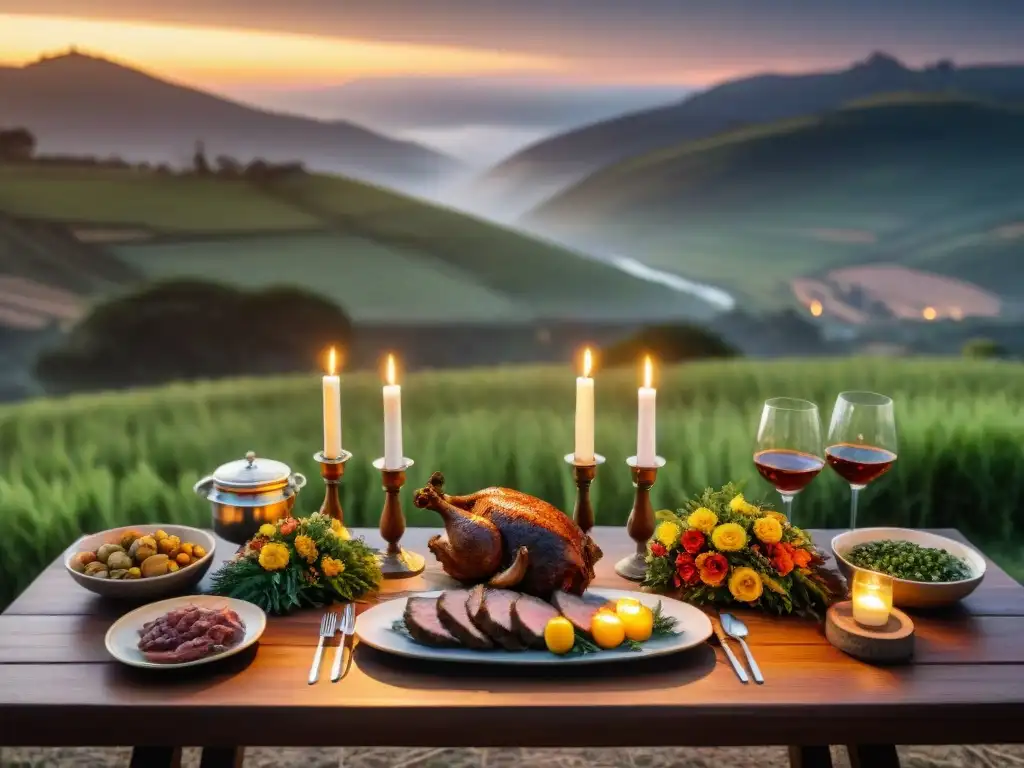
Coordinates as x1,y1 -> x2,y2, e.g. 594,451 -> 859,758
672,573 -> 682,588
773,550 -> 795,577
249,537 -> 266,552
678,562 -> 700,585
650,542 -> 667,558
279,518 -> 298,535
681,529 -> 706,555
675,552 -> 700,585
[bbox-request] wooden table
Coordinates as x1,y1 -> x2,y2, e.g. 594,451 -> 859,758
2,527 -> 1023,768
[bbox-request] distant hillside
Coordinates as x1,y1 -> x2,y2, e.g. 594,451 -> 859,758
477,53 -> 1024,216
0,165 -> 714,327
526,97 -> 1024,308
0,52 -> 458,191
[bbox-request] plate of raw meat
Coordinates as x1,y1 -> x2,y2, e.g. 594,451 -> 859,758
356,587 -> 713,665
105,595 -> 266,669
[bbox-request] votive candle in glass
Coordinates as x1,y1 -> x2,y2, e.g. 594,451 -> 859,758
851,570 -> 894,627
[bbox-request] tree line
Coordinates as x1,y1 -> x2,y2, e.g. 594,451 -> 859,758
0,127 -> 305,180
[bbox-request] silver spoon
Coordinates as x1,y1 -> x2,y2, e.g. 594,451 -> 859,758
721,613 -> 764,684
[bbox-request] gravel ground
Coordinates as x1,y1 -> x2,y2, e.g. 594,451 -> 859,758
5,745 -> 1024,767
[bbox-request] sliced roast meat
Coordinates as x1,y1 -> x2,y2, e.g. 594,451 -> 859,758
403,597 -> 460,648
438,589 -> 494,650
551,591 -> 613,635
466,584 -> 486,624
476,589 -> 526,651
136,604 -> 246,663
511,593 -> 561,649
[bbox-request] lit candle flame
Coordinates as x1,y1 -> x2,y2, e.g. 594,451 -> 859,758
643,355 -> 653,389
922,306 -> 937,321
386,353 -> 397,386
327,347 -> 336,376
810,300 -> 823,317
582,347 -> 593,378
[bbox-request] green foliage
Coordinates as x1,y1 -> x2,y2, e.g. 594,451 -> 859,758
209,512 -> 382,614
35,279 -> 352,393
963,337 -> 1006,360
601,324 -> 738,367
2,356 -> 1024,609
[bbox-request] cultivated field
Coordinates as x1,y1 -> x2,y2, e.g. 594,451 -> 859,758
3,356 -> 1023,608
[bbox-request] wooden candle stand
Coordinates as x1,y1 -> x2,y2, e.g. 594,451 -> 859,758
372,457 -> 425,579
314,450 -> 352,523
615,455 -> 666,582
826,601 -> 915,663
564,453 -> 605,534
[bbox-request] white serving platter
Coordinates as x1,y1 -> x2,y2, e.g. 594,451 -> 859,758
105,595 -> 266,670
356,588 -> 713,665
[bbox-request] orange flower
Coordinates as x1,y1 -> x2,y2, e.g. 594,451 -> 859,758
791,547 -> 812,568
695,551 -> 729,587
772,548 -> 795,576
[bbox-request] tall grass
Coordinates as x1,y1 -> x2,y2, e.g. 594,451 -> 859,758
3,357 -> 1024,607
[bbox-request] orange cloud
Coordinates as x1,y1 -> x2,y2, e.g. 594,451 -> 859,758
0,13 -> 564,86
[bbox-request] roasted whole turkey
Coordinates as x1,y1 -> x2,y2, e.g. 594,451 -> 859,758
413,472 -> 602,597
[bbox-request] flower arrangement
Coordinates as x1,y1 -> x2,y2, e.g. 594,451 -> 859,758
210,512 -> 382,614
642,483 -> 840,617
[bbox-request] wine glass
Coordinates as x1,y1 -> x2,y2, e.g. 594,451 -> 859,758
825,391 -> 898,529
754,398 -> 825,527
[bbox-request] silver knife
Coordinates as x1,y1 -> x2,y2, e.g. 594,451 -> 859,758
708,610 -> 749,683
330,603 -> 356,683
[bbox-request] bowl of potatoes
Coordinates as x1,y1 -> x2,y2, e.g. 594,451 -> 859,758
65,524 -> 216,600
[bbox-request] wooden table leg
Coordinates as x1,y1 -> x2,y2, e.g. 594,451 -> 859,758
199,746 -> 244,768
788,745 -> 834,768
847,744 -> 901,768
130,746 -> 182,768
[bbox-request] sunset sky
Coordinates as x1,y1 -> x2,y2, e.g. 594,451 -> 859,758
3,0 -> 1024,90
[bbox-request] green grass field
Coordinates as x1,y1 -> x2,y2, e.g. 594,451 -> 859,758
3,356 -> 1023,608
0,165 -> 703,322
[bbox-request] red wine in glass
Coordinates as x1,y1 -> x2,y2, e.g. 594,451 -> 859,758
826,392 -> 898,529
755,449 -> 826,493
825,444 -> 897,487
754,398 -> 823,526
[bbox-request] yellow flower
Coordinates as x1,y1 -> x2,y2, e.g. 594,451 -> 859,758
753,516 -> 783,544
765,510 -> 788,525
711,522 -> 747,552
321,556 -> 345,578
686,507 -> 718,534
653,521 -> 682,549
728,567 -> 764,603
729,493 -> 760,516
294,535 -> 318,563
330,519 -> 351,540
258,542 -> 290,571
258,524 -> 277,538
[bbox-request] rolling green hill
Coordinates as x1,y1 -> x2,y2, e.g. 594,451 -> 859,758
0,165 -> 709,324
2,356 -> 1024,607
526,98 -> 1024,305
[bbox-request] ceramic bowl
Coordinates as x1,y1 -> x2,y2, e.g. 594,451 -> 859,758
65,524 -> 216,600
831,527 -> 986,608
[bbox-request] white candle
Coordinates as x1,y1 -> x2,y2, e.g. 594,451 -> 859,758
322,347 -> 342,458
383,354 -> 404,469
636,355 -> 657,466
851,571 -> 893,627
574,348 -> 595,464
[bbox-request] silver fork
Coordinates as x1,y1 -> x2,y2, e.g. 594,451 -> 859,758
721,613 -> 764,684
330,603 -> 357,682
308,611 -> 338,685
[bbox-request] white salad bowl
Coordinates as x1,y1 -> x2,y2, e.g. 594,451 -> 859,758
831,527 -> 986,608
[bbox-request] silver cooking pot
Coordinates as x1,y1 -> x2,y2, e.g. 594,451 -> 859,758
193,451 -> 307,545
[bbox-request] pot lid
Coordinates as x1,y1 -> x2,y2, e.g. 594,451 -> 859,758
213,451 -> 292,491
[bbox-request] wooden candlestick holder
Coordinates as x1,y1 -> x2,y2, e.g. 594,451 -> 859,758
615,455 -> 667,581
825,601 -> 915,663
564,453 -> 606,534
372,457 -> 425,579
315,450 -> 352,523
